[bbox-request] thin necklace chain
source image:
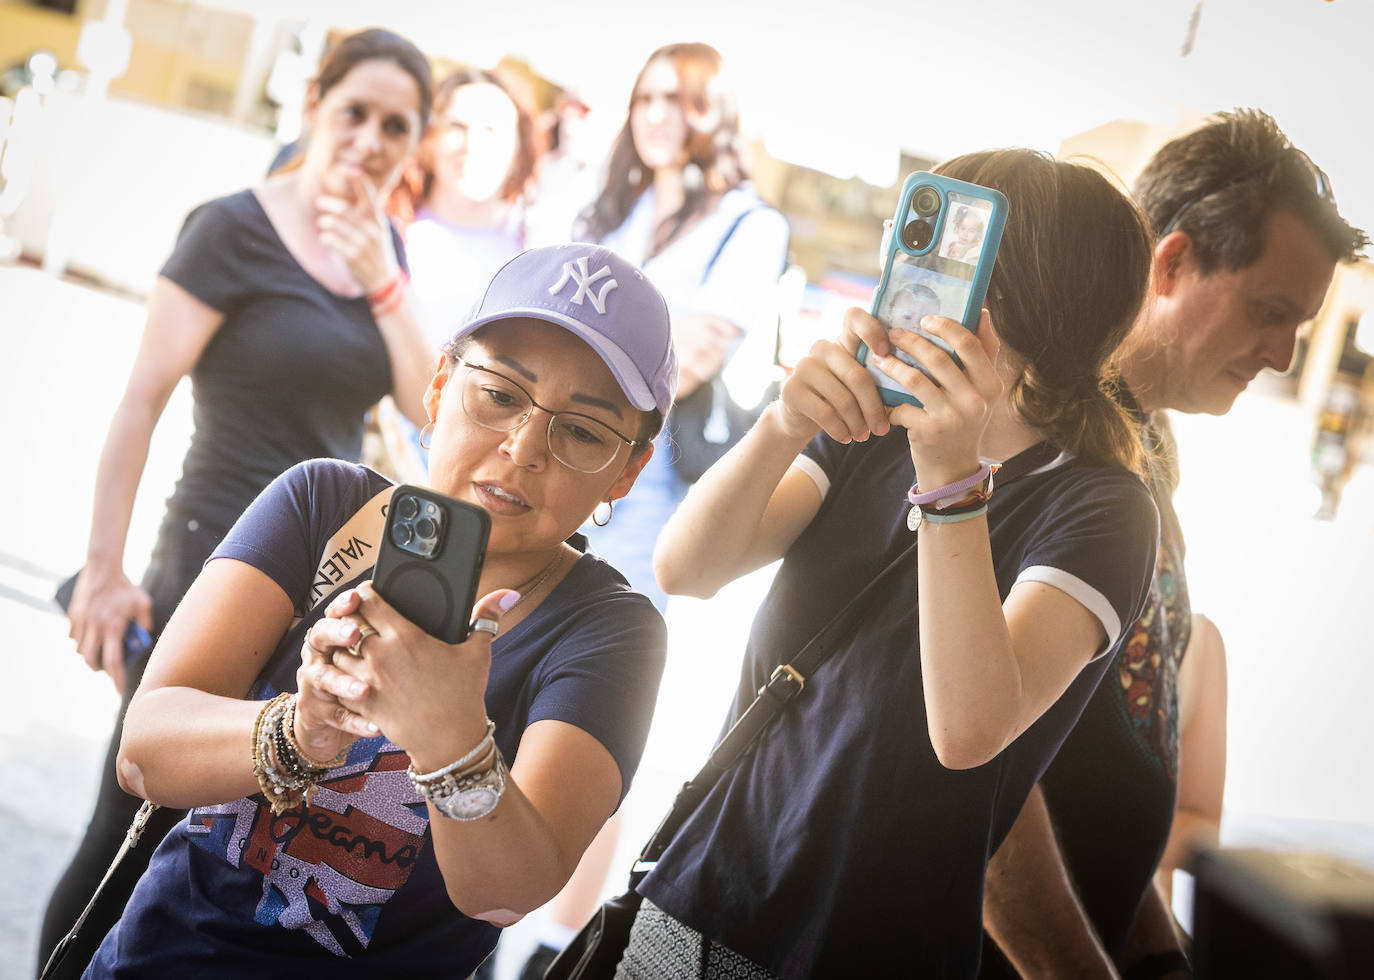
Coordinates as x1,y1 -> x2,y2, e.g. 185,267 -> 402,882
507,547 -> 567,611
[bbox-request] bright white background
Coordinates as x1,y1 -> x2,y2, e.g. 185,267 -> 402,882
293,0 -> 1374,232
5,0 -> 1374,973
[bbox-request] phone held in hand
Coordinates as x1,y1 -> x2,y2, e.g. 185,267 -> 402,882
54,571 -> 154,660
857,171 -> 1008,407
372,485 -> 490,644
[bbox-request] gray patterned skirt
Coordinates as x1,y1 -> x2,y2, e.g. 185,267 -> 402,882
614,899 -> 776,979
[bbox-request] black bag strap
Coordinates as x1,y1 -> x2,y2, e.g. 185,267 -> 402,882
630,535 -> 919,876
38,801 -> 158,980
627,439 -> 1061,880
701,205 -> 760,285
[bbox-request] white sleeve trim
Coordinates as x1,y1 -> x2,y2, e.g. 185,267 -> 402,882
790,454 -> 830,501
1014,565 -> 1122,657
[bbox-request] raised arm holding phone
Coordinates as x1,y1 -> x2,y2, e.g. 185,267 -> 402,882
628,149 -> 1160,979
85,245 -> 675,977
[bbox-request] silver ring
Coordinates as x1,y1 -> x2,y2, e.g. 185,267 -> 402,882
347,623 -> 378,657
469,617 -> 499,637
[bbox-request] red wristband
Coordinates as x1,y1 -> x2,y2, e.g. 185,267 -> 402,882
367,269 -> 407,307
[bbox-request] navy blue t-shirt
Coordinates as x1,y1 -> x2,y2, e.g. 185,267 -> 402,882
639,432 -> 1158,979
86,460 -> 666,979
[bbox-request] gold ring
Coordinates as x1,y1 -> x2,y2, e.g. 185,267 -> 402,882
347,623 -> 378,657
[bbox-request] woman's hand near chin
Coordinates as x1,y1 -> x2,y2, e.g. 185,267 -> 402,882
315,173 -> 399,294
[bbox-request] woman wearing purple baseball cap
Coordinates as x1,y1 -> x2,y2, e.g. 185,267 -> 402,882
84,244 -> 675,978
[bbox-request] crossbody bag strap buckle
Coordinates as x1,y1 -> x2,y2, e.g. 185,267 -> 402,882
126,800 -> 158,848
760,662 -> 805,703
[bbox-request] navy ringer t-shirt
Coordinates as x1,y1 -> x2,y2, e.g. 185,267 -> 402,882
87,460 -> 666,979
639,430 -> 1158,980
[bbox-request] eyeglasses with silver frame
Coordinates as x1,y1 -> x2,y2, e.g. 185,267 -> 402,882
455,359 -> 640,474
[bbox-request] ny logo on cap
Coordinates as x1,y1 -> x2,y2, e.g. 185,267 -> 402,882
549,257 -> 619,314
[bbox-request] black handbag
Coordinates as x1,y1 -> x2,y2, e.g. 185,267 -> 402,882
666,203 -> 788,485
667,374 -> 778,485
543,538 -> 919,979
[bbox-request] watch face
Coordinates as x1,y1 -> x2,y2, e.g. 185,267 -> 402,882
447,786 -> 500,820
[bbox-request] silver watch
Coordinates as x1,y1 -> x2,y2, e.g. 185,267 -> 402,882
416,751 -> 508,822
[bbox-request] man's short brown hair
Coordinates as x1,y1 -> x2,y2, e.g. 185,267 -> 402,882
1134,108 -> 1367,274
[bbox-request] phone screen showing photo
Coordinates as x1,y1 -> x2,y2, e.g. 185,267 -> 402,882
868,190 -> 998,400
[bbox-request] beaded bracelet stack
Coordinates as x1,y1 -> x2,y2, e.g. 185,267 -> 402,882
251,693 -> 350,815
407,719 -> 509,822
367,270 -> 408,319
906,462 -> 998,531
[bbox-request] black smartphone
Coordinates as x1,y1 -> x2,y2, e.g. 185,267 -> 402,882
371,484 -> 490,644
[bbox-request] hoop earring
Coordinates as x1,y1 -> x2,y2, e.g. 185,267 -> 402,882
592,499 -> 614,527
419,422 -> 434,450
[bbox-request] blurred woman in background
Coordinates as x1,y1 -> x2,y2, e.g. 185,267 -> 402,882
574,40 -> 790,611
512,42 -> 790,979
374,67 -> 541,482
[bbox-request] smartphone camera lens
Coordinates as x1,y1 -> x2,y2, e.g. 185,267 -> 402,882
396,495 -> 419,520
415,517 -> 438,541
392,523 -> 414,547
911,186 -> 941,217
901,219 -> 935,251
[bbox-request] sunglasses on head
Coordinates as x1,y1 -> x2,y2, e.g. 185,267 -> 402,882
1158,146 -> 1334,238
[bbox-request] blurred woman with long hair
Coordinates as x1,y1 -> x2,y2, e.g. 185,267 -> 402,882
574,41 -> 790,611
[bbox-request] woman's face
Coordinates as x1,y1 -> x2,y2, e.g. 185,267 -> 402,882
303,58 -> 423,200
431,82 -> 521,204
629,58 -> 689,173
422,319 -> 651,557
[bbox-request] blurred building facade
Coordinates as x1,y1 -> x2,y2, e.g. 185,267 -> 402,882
3,0 -> 1371,446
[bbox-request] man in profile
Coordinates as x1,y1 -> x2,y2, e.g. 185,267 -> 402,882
980,108 -> 1368,979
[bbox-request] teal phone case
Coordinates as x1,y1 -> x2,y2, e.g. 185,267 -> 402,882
857,172 -> 1009,407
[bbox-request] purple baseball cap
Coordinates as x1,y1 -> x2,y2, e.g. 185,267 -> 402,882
451,244 -> 678,415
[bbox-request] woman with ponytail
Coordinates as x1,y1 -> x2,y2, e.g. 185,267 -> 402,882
638,149 -> 1160,979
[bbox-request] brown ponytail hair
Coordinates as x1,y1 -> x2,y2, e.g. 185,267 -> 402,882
935,150 -> 1153,473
